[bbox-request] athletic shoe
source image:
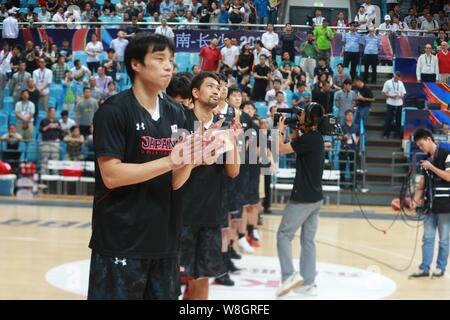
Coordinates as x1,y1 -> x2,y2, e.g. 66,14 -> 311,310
276,272 -> 304,297
432,269 -> 445,278
253,229 -> 261,241
229,246 -> 242,260
238,236 -> 255,254
227,259 -> 241,273
214,273 -> 235,286
293,284 -> 318,296
247,235 -> 261,248
408,269 -> 430,278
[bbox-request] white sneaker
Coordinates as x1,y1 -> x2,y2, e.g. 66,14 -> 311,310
252,229 -> 261,241
276,272 -> 305,297
237,237 -> 255,254
293,283 -> 318,296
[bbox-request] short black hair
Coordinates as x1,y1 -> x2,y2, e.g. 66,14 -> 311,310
343,79 -> 352,85
275,91 -> 284,96
273,78 -> 281,84
61,110 -> 69,117
83,87 -> 91,92
74,59 -> 80,65
413,128 -> 435,143
344,109 -> 354,115
296,81 -> 306,88
337,63 -> 343,68
166,75 -> 192,100
107,48 -> 115,54
217,72 -> 228,84
254,40 -> 263,47
227,86 -> 242,98
70,125 -> 79,133
124,33 -> 175,83
190,72 -> 220,101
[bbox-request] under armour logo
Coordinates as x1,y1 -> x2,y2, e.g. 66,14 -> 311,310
114,257 -> 127,266
136,122 -> 145,131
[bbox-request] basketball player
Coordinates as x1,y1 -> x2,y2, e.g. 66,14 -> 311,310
87,33 -> 209,300
178,72 -> 240,300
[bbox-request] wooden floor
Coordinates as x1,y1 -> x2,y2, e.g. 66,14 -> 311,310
0,202 -> 449,300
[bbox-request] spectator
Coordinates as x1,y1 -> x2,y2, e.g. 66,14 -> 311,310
10,45 -> 25,74
269,61 -> 283,88
280,23 -> 295,63
59,110 -> 76,137
197,0 -> 211,26
343,22 -> 361,80
332,63 -> 351,90
52,6 -> 66,27
253,39 -> 271,66
59,40 -> 73,62
391,14 -> 406,34
265,78 -> 284,105
0,5 -> 7,23
434,29 -> 450,51
416,44 -> 440,82
252,54 -> 271,101
313,57 -> 333,83
421,13 -> 439,35
292,81 -> 311,109
339,110 -> 360,187
0,44 -> 12,78
333,11 -> 348,34
404,7 -> 418,27
382,71 -> 406,139
189,0 -> 202,17
15,90 -> 35,141
362,26 -> 381,84
354,5 -> 369,33
268,0 -> 280,24
103,48 -> 121,83
64,125 -> 84,161
95,67 -> 113,97
279,63 -> 292,83
51,55 -> 68,83
105,81 -> 117,100
173,0 -> 186,17
238,72 -> 252,98
437,41 -> 450,84
61,70 -> 79,112
155,18 -> 175,40
65,5 -> 81,29
254,0 -> 269,24
85,33 -> 104,74
406,19 -> 421,36
135,0 -> 147,14
268,91 -> 288,109
335,79 -> 356,124
312,80 -> 333,114
183,10 -> 197,29
299,32 -> 319,80
221,37 -> 240,71
354,77 -> 375,126
9,62 -> 31,105
26,78 -> 40,124
126,1 -> 139,18
199,37 -> 221,72
102,0 -> 116,16
33,58 -> 53,112
0,124 -> 22,171
310,8 -> 325,26
88,77 -> 103,102
2,9 -> 19,48
313,19 -> 334,62
286,66 -> 310,91
228,0 -> 245,24
237,42 -> 254,81
280,52 -> 294,69
362,0 -> 376,26
116,0 -> 129,15
39,107 -> 61,174
38,5 -> 52,23
261,23 -> 279,60
160,0 -> 175,16
71,59 -> 92,85
209,2 -> 221,25
147,0 -> 160,16
167,10 -> 179,23
81,3 -> 95,22
435,10 -> 449,30
219,4 -> 229,24
109,30 -> 128,71
378,15 -> 392,35
76,87 -> 99,137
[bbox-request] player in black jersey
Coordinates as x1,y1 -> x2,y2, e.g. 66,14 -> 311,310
177,72 -> 240,300
88,33 -> 208,300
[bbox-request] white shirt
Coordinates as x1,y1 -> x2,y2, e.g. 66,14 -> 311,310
85,42 -> 104,63
155,26 -> 174,40
312,16 -> 325,26
416,53 -> 440,80
52,12 -> 65,23
362,4 -> 376,24
253,47 -> 271,66
261,31 -> 279,50
15,100 -> 35,122
0,50 -> 12,73
2,16 -> 19,39
71,66 -> 90,83
336,19 -> 347,33
355,12 -> 369,31
378,22 -> 392,35
33,68 -> 53,96
110,38 -> 129,62
59,118 -> 76,132
382,79 -> 406,106
265,89 -> 286,105
38,11 -> 51,22
221,45 -> 239,69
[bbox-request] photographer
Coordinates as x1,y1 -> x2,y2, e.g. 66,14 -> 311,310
275,103 -> 325,297
299,32 -> 319,80
409,128 -> 450,279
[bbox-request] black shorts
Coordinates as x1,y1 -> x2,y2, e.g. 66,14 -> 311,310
87,251 -> 180,300
220,181 -> 230,228
230,164 -> 250,209
179,226 -> 227,281
246,165 -> 261,205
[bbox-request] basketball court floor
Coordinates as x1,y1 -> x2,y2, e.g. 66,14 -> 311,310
1,197 -> 449,300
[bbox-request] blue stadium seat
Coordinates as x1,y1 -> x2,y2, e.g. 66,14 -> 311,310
3,85 -> 9,97
283,89 -> 293,106
3,97 -> 14,114
50,84 -> 63,105
190,54 -> 199,67
49,97 -> 57,109
295,56 -> 301,66
275,55 -> 282,66
73,51 -> 88,65
0,111 -> 8,128
8,113 -> 17,126
59,142 -> 67,160
175,52 -> 191,72
25,141 -> 39,162
255,102 -> 268,117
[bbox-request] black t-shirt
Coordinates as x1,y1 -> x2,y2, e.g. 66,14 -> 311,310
314,65 -> 334,78
89,89 -> 188,259
290,130 -> 324,203
356,85 -> 374,108
238,53 -> 254,70
431,146 -> 450,214
253,64 -> 271,88
197,5 -> 211,23
175,109 -> 225,227
312,89 -> 334,114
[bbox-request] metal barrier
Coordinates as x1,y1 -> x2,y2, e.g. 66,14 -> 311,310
390,150 -> 427,187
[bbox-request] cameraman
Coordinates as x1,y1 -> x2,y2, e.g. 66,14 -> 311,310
275,103 -> 325,297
